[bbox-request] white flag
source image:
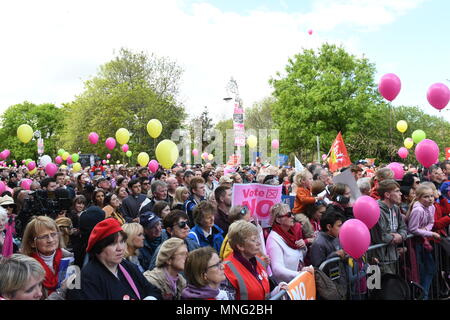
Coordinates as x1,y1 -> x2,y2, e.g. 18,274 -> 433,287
295,156 -> 304,172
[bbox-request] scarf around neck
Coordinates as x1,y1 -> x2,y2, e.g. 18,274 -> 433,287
31,248 -> 63,294
272,222 -> 303,250
181,284 -> 219,300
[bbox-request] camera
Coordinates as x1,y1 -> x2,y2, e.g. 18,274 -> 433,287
16,188 -> 72,238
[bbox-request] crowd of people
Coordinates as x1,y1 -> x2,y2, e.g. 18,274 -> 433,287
0,157 -> 449,300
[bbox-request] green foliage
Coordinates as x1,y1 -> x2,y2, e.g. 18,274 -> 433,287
0,102 -> 63,161
58,48 -> 186,163
244,97 -> 275,130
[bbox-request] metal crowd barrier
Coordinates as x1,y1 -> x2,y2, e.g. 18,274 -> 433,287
271,234 -> 450,300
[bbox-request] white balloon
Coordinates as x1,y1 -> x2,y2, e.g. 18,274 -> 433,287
39,155 -> 52,167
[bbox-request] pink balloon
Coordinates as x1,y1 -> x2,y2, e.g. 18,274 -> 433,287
387,162 -> 405,180
322,154 -> 327,161
378,73 -> 401,101
88,132 -> 99,144
121,144 -> 129,153
398,147 -> 408,159
0,151 -> 5,160
353,196 -> 380,229
271,139 -> 279,149
308,29 -> 313,35
45,163 -> 58,177
427,83 -> 450,110
55,156 -> 63,164
202,152 -> 208,159
2,150 -> 10,159
27,161 -> 36,171
192,149 -> 199,156
20,179 -> 33,191
415,139 -> 440,168
148,160 -> 159,173
102,160 -> 107,165
67,156 -> 73,165
0,181 -> 5,194
106,154 -> 111,159
339,219 -> 371,259
105,137 -> 116,150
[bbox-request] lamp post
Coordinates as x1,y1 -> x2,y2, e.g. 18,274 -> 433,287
224,77 -> 244,164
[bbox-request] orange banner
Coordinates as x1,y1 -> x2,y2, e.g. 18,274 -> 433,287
286,270 -> 316,300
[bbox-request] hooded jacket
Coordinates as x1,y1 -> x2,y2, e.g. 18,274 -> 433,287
368,200 -> 408,271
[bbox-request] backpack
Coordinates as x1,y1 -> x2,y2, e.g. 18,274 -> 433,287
314,268 -> 347,300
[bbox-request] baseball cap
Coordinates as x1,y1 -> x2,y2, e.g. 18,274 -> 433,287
140,211 -> 161,229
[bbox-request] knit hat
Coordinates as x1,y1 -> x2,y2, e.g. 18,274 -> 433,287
86,218 -> 123,253
140,211 -> 161,229
156,237 -> 185,267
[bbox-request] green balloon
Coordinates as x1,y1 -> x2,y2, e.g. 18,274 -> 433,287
58,149 -> 65,156
126,151 -> 132,157
25,159 -> 32,165
412,130 -> 426,144
71,153 -> 79,162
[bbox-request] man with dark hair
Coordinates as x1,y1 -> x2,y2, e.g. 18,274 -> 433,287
139,176 -> 151,195
369,179 -> 408,275
350,164 -> 363,181
440,161 -> 450,181
55,172 -> 66,188
183,170 -> 195,189
41,177 -> 57,192
146,210 -> 200,271
120,179 -> 147,223
425,164 -> 444,191
137,167 -> 149,178
183,177 -> 206,227
214,186 -> 232,234
175,170 -> 185,187
153,171 -> 167,182
8,172 -> 18,189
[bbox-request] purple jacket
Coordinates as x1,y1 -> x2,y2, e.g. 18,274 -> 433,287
407,201 -> 435,237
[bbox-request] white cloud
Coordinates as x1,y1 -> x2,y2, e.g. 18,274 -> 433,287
0,0 -> 427,123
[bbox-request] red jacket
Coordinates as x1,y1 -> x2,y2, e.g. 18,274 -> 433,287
224,253 -> 270,300
433,199 -> 450,236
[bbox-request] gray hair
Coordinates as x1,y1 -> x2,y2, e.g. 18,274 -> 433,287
357,177 -> 371,195
151,180 -> 167,194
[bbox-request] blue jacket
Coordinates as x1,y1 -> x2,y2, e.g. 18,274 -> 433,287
183,195 -> 205,227
138,235 -> 163,271
188,224 -> 224,253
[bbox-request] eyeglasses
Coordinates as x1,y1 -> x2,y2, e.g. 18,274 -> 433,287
175,221 -> 189,229
278,212 -> 294,218
34,232 -> 60,241
207,261 -> 224,270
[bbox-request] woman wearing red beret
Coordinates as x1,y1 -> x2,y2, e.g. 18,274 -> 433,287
68,218 -> 162,300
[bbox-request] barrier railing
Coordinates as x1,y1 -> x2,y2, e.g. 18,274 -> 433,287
271,234 -> 449,300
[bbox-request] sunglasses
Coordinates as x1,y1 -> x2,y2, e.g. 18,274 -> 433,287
278,212 -> 294,218
1,204 -> 15,209
175,221 -> 189,229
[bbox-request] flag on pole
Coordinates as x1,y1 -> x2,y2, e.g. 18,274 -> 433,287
295,156 -> 304,172
328,132 -> 351,172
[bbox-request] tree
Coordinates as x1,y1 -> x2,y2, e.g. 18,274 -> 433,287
59,48 -> 186,161
270,43 -> 383,162
244,97 -> 275,130
0,102 -> 64,161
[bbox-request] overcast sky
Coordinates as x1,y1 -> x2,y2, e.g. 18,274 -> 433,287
0,0 -> 449,125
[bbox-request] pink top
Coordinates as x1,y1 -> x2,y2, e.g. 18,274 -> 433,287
407,201 -> 435,237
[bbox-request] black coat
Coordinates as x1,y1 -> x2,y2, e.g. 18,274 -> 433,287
69,257 -> 162,300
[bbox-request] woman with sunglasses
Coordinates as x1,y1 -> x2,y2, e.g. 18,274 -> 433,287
181,246 -> 228,300
266,203 -> 311,284
21,216 -> 73,298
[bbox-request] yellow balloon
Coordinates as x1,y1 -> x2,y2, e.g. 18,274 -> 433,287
156,140 -> 179,169
147,119 -> 162,138
396,120 -> 408,133
247,135 -> 257,148
62,152 -> 70,161
17,124 -> 33,143
60,165 -> 67,169
115,128 -> 130,145
73,162 -> 82,172
208,154 -> 214,161
137,152 -> 150,167
29,168 -> 37,175
404,138 -> 414,149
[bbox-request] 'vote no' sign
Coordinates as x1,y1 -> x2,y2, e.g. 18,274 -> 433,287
232,183 -> 282,228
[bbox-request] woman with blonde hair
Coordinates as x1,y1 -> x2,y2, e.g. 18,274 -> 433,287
21,216 -> 73,298
144,237 -> 188,300
122,222 -> 145,273
172,187 -> 190,211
